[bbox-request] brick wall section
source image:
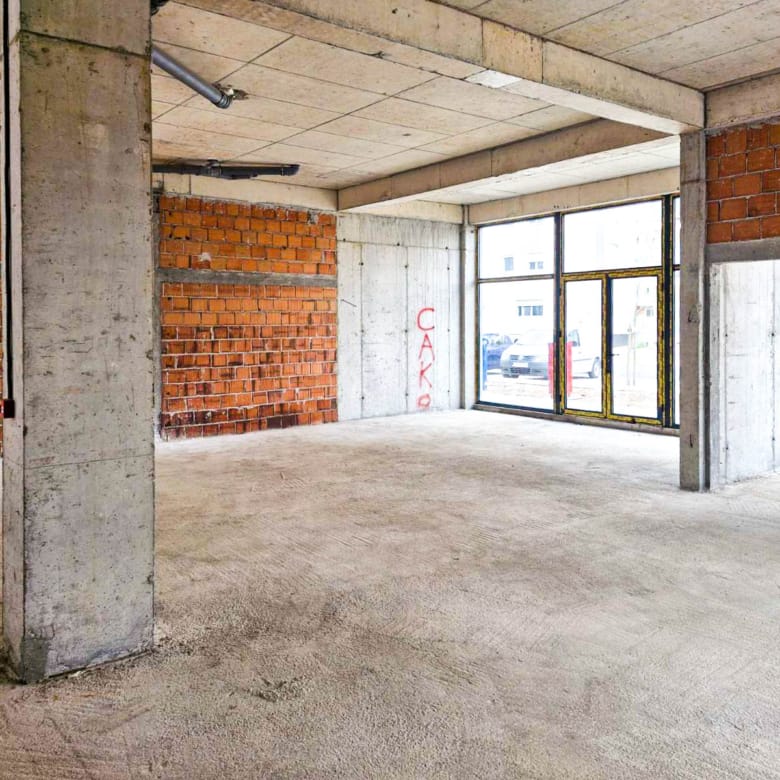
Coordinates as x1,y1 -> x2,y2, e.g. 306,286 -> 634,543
159,196 -> 337,274
706,121 -> 780,243
158,196 -> 338,439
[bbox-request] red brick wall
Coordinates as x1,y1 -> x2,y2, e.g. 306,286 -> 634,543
159,196 -> 337,274
158,196 -> 338,439
706,121 -> 780,243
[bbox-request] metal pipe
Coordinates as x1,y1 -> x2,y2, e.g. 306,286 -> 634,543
152,45 -> 233,109
152,161 -> 300,180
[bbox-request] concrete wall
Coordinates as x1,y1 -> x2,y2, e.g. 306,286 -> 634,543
337,214 -> 461,419
710,260 -> 780,484
703,119 -> 780,486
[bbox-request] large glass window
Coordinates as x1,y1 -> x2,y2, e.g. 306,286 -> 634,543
477,196 -> 680,429
479,280 -> 555,411
563,200 -> 662,272
478,217 -> 554,278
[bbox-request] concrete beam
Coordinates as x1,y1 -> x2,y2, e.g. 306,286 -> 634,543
706,72 -> 780,129
470,168 -> 680,224
706,237 -> 780,265
339,119 -> 665,210
221,0 -> 704,134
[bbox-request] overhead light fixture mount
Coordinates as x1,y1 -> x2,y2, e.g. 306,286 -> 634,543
153,160 -> 301,180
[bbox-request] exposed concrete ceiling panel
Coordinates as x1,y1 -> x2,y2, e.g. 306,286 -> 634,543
151,2 -> 602,190
433,0 -> 780,89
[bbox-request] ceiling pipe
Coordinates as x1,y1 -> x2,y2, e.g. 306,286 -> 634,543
153,160 -> 300,180
152,45 -> 234,109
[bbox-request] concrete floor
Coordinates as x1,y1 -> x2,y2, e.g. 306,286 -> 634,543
1,410 -> 779,778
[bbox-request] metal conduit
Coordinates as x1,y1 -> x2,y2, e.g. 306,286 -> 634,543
151,45 -> 234,109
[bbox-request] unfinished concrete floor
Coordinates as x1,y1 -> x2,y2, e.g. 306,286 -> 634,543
1,410 -> 779,778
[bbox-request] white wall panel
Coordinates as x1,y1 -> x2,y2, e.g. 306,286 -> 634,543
361,244 -> 408,418
337,242 -> 363,420
406,247 -> 452,412
710,259 -> 779,484
337,214 -> 462,419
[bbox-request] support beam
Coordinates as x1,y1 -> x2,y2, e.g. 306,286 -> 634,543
339,119 -> 665,210
707,72 -> 780,130
196,0 -> 704,134
679,132 -> 709,491
469,168 -> 680,225
2,0 -> 154,680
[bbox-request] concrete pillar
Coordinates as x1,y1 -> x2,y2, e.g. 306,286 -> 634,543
678,132 -> 709,490
2,1 -> 154,681
460,212 -> 477,409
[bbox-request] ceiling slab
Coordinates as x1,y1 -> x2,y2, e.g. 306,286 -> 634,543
254,36 -> 438,94
279,129 -> 408,160
152,1 -> 705,201
312,115 -> 448,149
182,94 -> 341,130
224,63 -> 382,113
157,105 -> 303,142
354,98 -> 495,135
419,123 -> 538,156
434,0 -> 780,90
153,2 -> 291,59
244,0 -> 703,132
396,75 -> 547,120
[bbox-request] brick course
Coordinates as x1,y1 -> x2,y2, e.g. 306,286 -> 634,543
158,197 -> 338,439
159,196 -> 337,275
707,121 -> 780,243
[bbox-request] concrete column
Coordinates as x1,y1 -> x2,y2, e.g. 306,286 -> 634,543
460,211 -> 477,409
679,131 -> 709,490
2,1 -> 154,681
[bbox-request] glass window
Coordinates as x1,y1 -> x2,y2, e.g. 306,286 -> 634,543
673,196 -> 681,266
563,201 -> 662,273
479,217 -> 554,279
674,269 -> 680,425
479,279 -> 555,411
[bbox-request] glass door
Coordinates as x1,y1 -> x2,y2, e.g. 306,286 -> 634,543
562,279 -> 604,414
562,272 -> 662,423
609,275 -> 660,421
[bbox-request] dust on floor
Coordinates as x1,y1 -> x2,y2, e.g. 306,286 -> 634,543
1,411 -> 779,778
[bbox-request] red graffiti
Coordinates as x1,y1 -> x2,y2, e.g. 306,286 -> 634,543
417,393 -> 432,409
416,307 -> 435,410
419,361 -> 434,389
417,307 -> 435,331
418,332 -> 435,361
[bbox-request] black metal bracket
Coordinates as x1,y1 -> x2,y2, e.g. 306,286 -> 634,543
152,160 -> 300,180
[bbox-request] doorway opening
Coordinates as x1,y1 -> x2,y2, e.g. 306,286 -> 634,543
477,196 -> 681,429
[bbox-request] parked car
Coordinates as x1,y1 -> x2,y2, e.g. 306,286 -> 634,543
481,333 -> 514,371
500,329 -> 601,379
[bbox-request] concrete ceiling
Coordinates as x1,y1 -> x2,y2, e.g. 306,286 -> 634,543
151,2 -> 594,189
150,1 -> 776,207
433,0 -> 780,90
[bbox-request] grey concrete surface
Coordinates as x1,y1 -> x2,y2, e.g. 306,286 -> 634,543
1,411 -> 779,778
337,213 -> 461,421
2,0 -> 154,679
